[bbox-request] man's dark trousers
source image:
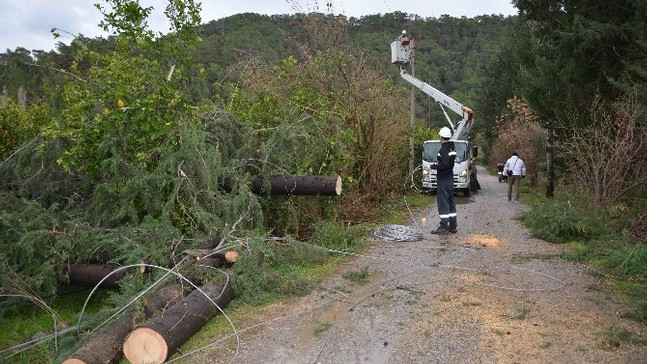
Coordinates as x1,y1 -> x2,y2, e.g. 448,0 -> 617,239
437,178 -> 457,230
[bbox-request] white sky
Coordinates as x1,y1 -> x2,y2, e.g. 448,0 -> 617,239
0,0 -> 517,52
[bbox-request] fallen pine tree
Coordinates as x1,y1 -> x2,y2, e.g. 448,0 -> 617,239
122,279 -> 234,363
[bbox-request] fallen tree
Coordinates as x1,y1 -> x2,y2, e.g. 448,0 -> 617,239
122,279 -> 234,363
62,282 -> 186,364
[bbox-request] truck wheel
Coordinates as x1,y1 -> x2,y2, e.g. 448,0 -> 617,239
470,178 -> 480,192
463,188 -> 471,197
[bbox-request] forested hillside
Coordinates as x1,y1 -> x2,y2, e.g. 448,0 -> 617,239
1,1 -> 645,362
1,12 -> 509,130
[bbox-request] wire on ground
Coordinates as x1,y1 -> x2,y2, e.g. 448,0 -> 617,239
371,224 -> 423,242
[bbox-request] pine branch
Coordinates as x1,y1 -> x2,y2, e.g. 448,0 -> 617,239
21,61 -> 88,83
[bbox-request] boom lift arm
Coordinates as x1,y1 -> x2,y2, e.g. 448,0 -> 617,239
391,36 -> 474,141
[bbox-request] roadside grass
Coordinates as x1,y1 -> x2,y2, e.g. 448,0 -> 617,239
379,194 -> 431,224
598,325 -> 647,351
521,189 -> 647,330
341,265 -> 370,285
511,304 -> 529,319
0,288 -> 111,364
312,320 -> 332,336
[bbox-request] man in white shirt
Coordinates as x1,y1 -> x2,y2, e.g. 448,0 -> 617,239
503,152 -> 526,201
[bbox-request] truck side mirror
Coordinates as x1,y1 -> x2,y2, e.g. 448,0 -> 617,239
472,146 -> 479,157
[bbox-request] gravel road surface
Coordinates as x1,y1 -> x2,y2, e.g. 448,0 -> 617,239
188,166 -> 646,364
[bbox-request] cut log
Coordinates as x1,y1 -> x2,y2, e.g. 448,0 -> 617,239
250,175 -> 342,196
66,263 -> 126,288
62,283 -> 186,364
182,249 -> 239,264
123,280 -> 233,364
221,175 -> 342,196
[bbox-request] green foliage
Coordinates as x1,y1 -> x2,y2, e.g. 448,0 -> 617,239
226,42 -> 409,199
0,139 -> 90,207
521,192 -> 611,244
512,0 -> 646,133
0,0 -> 262,298
96,0 -> 202,61
50,47 -> 196,181
0,100 -> 48,158
230,223 -> 366,306
230,237 -> 315,306
308,221 -> 367,253
0,194 -> 68,294
341,265 -> 370,285
601,245 -> 647,277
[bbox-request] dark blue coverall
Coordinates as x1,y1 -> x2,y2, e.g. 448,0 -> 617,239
431,140 -> 457,234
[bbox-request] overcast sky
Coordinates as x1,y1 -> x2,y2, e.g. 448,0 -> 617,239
0,0 -> 517,52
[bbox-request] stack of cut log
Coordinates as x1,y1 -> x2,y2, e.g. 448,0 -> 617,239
62,247 -> 238,364
123,281 -> 233,363
62,279 -> 233,364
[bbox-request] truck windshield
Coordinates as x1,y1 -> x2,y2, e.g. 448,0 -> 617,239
423,141 -> 469,163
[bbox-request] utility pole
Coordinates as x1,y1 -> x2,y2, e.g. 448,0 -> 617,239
409,38 -> 416,174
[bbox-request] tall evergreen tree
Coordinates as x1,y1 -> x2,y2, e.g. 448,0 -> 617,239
512,0 -> 647,197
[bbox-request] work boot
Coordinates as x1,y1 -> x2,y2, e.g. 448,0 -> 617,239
431,225 -> 449,235
449,218 -> 457,234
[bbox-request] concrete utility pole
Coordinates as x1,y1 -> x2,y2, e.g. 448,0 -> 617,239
409,39 -> 416,174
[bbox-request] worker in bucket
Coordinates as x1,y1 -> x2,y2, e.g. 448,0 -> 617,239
430,127 -> 457,235
398,29 -> 410,45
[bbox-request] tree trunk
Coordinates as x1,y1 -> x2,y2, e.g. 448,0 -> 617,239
546,123 -> 555,198
62,283 -> 186,364
122,280 -> 234,364
222,175 -> 342,196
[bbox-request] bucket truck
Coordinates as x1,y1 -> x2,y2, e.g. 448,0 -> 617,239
391,32 -> 479,196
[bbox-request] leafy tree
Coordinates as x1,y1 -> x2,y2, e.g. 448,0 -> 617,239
508,0 -> 647,196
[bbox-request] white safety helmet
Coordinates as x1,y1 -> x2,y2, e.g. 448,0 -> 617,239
439,127 -> 452,139
402,30 -> 407,35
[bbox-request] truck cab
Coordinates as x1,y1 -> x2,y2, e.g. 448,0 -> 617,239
421,139 -> 478,196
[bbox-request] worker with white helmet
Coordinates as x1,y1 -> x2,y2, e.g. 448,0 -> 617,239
398,29 -> 410,45
430,127 -> 457,235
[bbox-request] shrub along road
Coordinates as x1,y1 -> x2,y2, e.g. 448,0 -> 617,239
190,167 -> 646,364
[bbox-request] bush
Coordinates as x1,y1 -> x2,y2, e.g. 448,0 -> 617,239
521,194 -> 611,243
308,221 -> 367,253
563,95 -> 647,206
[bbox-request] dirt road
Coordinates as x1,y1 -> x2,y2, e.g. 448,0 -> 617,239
190,166 -> 646,364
